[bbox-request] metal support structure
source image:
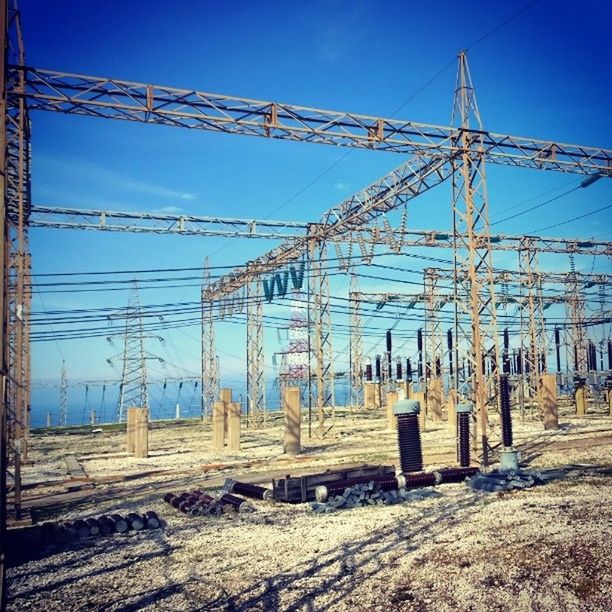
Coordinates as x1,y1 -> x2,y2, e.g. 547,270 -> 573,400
309,239 -> 334,438
349,274 -> 363,408
116,283 -> 149,422
246,280 -> 265,428
59,360 -> 67,426
424,268 -> 445,381
451,52 -> 499,465
518,238 -> 547,411
201,259 -> 218,418
565,272 -> 588,375
28,205 -> 612,258
15,65 -> 612,175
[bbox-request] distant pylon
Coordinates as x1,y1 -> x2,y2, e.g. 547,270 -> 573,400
59,360 -> 68,426
117,282 -> 149,421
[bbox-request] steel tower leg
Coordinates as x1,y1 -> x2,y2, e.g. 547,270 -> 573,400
309,239 -> 334,438
246,280 -> 265,428
565,272 -> 587,375
349,274 -> 363,409
519,238 -> 547,417
201,258 -> 219,418
451,51 -> 499,466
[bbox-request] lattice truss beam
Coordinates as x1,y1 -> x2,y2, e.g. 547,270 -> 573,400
13,66 -> 612,175
28,205 -> 612,258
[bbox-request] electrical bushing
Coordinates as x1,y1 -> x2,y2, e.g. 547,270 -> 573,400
456,403 -> 472,468
499,374 -> 513,448
393,399 -> 423,473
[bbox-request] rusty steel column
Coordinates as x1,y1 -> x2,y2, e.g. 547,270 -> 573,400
450,51 -> 499,466
246,279 -> 265,428
349,276 -> 363,410
201,258 -> 219,419
308,238 -> 334,438
518,238 -> 547,418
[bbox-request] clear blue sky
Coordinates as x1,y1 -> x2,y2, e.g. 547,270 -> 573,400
22,0 -> 611,418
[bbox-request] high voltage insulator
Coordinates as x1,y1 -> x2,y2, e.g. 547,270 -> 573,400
502,328 -> 510,374
555,327 -> 562,373
417,329 -> 423,379
396,359 -> 402,381
447,329 -> 454,376
386,330 -> 393,380
580,174 -> 602,188
406,358 -> 412,381
608,340 -> 612,370
375,355 -> 381,381
365,359 -> 373,382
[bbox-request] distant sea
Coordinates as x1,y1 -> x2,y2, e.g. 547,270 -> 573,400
30,379 -> 352,428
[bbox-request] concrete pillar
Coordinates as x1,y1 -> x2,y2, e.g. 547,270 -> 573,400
134,408 -> 149,458
212,401 -> 226,450
283,387 -> 300,455
428,377 -> 443,422
540,373 -> 558,430
575,384 -> 587,416
227,402 -> 241,452
413,391 -> 426,432
126,407 -> 137,454
386,391 -> 398,431
446,388 -> 457,434
364,382 -> 381,409
220,388 -> 232,432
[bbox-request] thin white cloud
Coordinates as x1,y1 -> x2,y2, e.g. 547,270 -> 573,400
36,155 -> 198,204
152,205 -> 185,214
334,181 -> 349,192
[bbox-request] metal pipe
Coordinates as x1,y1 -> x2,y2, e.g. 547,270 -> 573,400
225,479 -> 272,501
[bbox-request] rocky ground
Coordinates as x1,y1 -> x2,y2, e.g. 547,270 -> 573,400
6,405 -> 612,611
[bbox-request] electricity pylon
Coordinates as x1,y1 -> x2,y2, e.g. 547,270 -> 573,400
59,360 -> 67,426
115,282 -> 161,421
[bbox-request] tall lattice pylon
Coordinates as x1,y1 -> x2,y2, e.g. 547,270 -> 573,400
451,51 -> 499,465
59,360 -> 67,426
116,282 -> 149,422
349,274 -> 363,409
201,259 -> 219,418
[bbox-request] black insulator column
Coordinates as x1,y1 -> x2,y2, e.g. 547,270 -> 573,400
608,340 -> 612,370
456,403 -> 472,467
386,330 -> 393,380
417,329 -> 423,379
502,328 -> 510,374
396,359 -> 402,381
499,374 -> 513,448
555,328 -> 562,373
435,357 -> 441,377
447,329 -> 454,376
375,355 -> 381,381
516,349 -> 523,374
406,358 -> 412,381
393,399 -> 423,473
365,360 -> 373,382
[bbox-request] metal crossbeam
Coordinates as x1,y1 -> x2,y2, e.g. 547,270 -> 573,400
30,206 -> 612,258
13,66 -> 612,176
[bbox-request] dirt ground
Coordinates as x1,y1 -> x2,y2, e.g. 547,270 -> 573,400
6,404 -> 612,611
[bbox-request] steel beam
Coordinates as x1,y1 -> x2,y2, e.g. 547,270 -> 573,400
13,65 -> 612,175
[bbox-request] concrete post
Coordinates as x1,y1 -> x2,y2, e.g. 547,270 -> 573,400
283,387 -> 301,455
364,382 -> 381,409
575,383 -> 587,416
212,401 -> 225,450
227,402 -> 241,452
134,408 -> 149,459
446,388 -> 457,434
220,388 -> 232,433
540,373 -> 558,430
428,377 -> 443,422
386,391 -> 398,431
126,407 -> 137,454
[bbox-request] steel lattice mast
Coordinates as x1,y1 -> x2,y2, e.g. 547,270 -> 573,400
59,360 -> 67,426
201,259 -> 219,418
116,282 -> 149,422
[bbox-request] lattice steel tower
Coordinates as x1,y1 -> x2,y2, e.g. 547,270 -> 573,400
116,282 -> 149,421
59,360 -> 67,426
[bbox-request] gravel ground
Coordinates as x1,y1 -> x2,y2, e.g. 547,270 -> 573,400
7,406 -> 612,611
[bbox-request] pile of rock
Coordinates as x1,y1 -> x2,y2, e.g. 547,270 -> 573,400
310,481 -> 412,513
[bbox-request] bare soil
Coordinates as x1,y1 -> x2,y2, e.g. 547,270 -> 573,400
6,405 -> 612,611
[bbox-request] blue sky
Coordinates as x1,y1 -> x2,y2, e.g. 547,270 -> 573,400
22,1 -> 611,418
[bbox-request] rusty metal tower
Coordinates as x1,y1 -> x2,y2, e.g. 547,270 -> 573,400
116,282 -> 150,422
